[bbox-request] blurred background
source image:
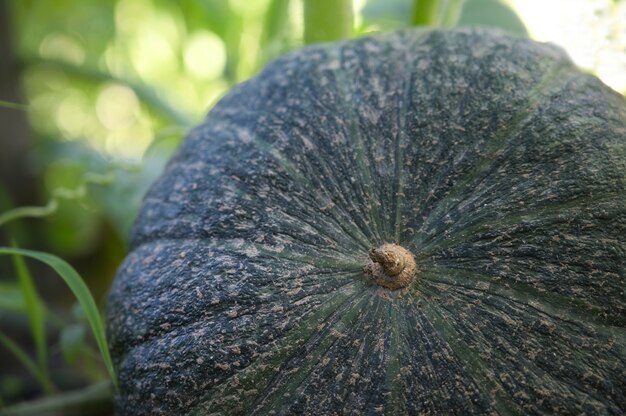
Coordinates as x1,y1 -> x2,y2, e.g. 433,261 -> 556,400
0,0 -> 624,413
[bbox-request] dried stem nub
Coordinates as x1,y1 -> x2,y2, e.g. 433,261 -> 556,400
364,243 -> 417,290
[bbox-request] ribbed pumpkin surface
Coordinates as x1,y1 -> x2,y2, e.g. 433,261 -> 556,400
107,28 -> 626,415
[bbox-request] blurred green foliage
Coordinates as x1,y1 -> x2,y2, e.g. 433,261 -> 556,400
0,0 -> 623,411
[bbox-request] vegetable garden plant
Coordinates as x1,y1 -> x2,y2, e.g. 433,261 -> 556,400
1,1 -> 625,415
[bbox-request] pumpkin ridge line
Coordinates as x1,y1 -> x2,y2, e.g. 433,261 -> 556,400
334,292 -> 384,407
252,242 -> 361,269
414,62 -> 576,247
393,31 -> 427,244
289,196 -> 372,250
110,265 -> 363,360
425,285 -> 622,408
250,290 -> 372,415
418,191 -> 626,255
248,288 -> 368,415
187,282 -> 361,413
418,293 -> 522,416
118,281 -> 364,400
240,147 -> 373,249
289,124 -> 383,245
247,116 -> 376,248
432,247 -> 613,269
423,277 -> 610,333
419,267 -> 621,329
266,200 -> 371,253
217,134 -> 367,247
400,298 -> 489,413
331,43 -> 386,245
277,67 -> 386,244
384,297 -> 408,413
129,237 -> 362,271
401,295 -> 491,413
425,239 -> 625,321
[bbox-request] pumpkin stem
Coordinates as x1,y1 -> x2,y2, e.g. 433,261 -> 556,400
364,244 -> 417,290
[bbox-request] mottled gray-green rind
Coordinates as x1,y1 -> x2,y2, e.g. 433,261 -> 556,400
106,28 -> 626,415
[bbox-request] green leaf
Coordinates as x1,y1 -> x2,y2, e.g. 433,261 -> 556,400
304,0 -> 353,44
0,247 -> 118,390
12,249 -> 52,393
59,323 -> 87,365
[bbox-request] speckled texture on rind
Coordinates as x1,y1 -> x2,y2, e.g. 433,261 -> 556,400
106,28 -> 626,415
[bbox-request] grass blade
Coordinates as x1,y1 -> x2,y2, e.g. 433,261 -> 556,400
0,332 -> 52,392
0,282 -> 26,311
12,249 -> 52,394
0,247 -> 118,390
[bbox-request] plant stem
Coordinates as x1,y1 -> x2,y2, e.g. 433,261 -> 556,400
412,0 -> 439,26
440,0 -> 465,27
1,381 -> 113,416
0,171 -> 114,228
304,0 -> 353,44
260,0 -> 291,64
0,200 -> 57,228
263,0 -> 290,46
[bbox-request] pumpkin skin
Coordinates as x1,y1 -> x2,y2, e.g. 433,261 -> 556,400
106,28 -> 626,415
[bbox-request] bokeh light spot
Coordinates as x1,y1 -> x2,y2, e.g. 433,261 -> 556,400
96,84 -> 139,130
229,0 -> 271,18
56,90 -> 90,139
39,33 -> 85,64
184,31 -> 227,80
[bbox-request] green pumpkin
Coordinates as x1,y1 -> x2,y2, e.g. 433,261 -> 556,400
106,28 -> 626,415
